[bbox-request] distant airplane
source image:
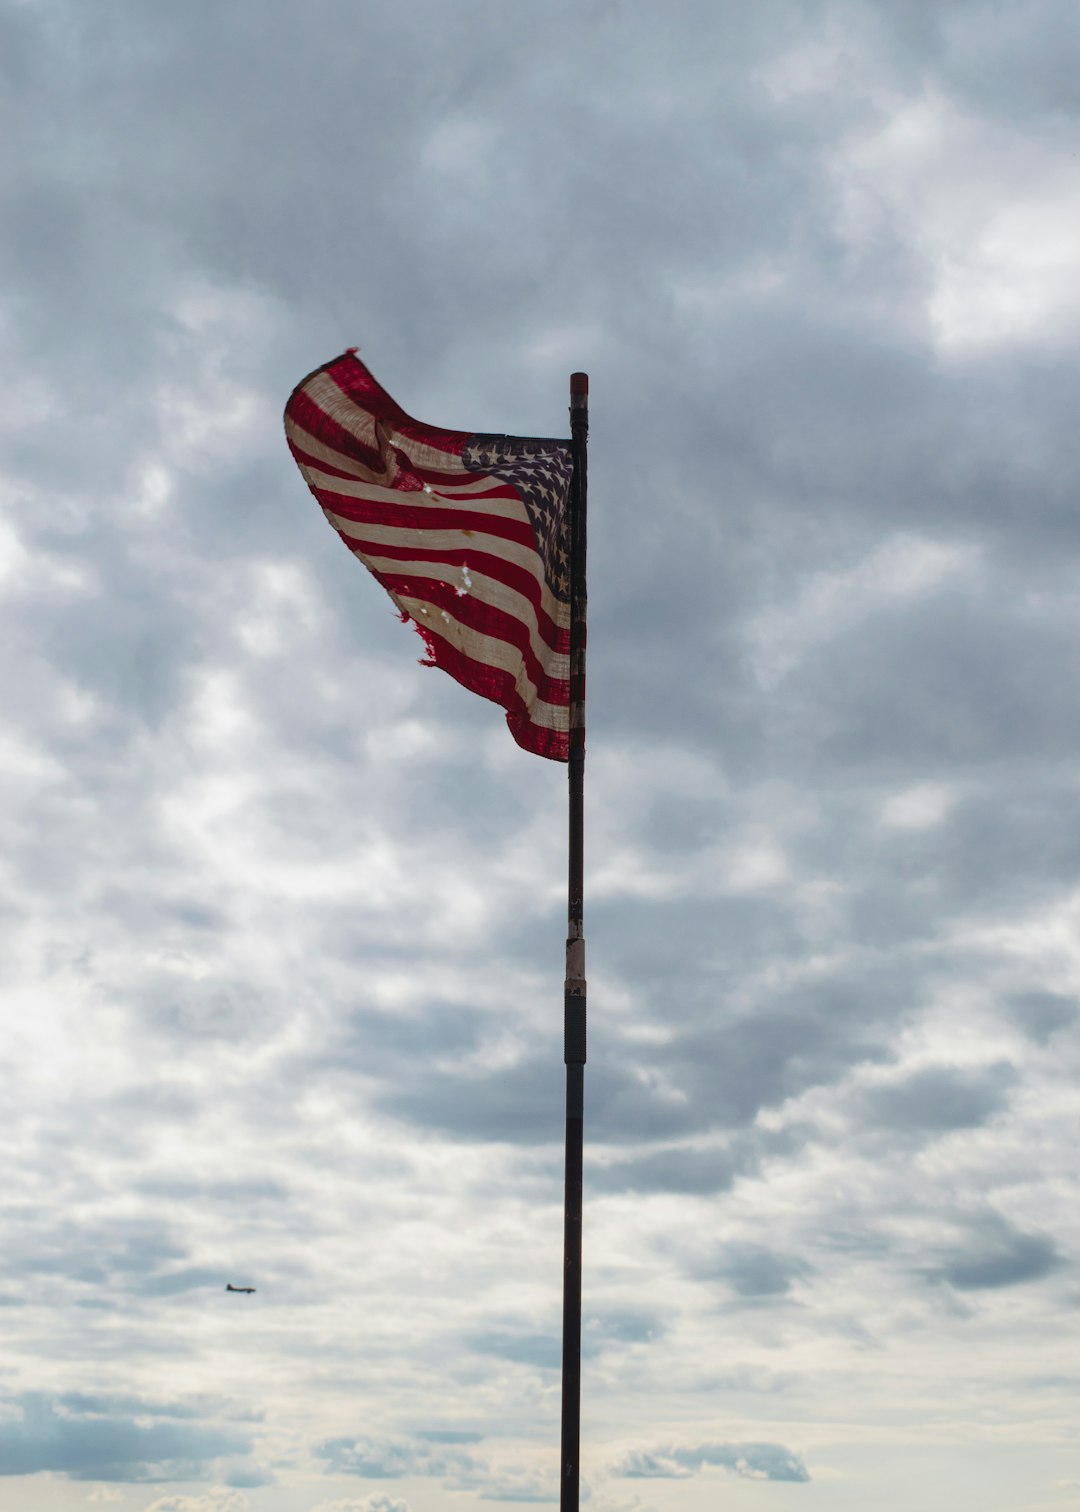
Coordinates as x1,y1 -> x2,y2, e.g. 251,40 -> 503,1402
225,1284 -> 256,1294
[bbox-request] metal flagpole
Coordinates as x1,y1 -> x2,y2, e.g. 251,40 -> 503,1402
560,372 -> 588,1512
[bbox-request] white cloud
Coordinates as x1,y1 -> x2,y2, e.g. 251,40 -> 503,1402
880,781 -> 956,830
831,86 -> 1080,353
311,1498 -> 410,1512
141,1494 -> 248,1512
421,118 -> 496,174
747,532 -> 981,688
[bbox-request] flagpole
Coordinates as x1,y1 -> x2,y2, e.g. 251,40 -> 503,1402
561,372 -> 588,1512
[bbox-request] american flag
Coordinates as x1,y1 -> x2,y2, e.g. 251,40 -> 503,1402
284,350 -> 574,761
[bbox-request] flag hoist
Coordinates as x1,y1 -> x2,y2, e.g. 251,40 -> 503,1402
285,353 -> 589,1511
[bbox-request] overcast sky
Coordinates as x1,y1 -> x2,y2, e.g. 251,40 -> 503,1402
5,2 -> 1080,1510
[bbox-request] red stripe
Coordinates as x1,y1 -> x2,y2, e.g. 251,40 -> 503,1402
286,392 -> 386,475
417,479 -> 525,503
508,709 -> 568,761
410,465 -> 488,488
372,569 -> 569,706
316,488 -> 539,553
287,438 -> 378,486
290,440 -> 519,502
404,615 -> 569,761
335,536 -> 568,653
325,357 -> 469,456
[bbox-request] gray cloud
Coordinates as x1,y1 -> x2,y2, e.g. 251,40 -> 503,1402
315,1435 -> 557,1502
467,1332 -> 561,1373
415,1431 -> 485,1445
468,1309 -> 663,1374
133,1266 -> 229,1298
927,1215 -> 1066,1292
701,1243 -> 814,1300
617,1441 -> 809,1483
863,1063 -> 1017,1136
1007,992 -> 1079,1044
591,1124 -> 811,1196
368,953 -> 907,1149
5,1215 -> 187,1287
55,1394 -> 234,1422
224,1463 -> 276,1488
0,1394 -> 250,1481
318,1436 -> 480,1480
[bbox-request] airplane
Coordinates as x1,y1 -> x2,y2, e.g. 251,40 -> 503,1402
225,1284 -> 256,1294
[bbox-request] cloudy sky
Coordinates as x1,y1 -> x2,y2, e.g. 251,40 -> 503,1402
5,1 -> 1080,1509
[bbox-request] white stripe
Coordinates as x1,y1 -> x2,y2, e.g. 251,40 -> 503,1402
302,462 -> 530,523
392,433 -> 473,476
323,511 -> 550,594
432,476 -> 522,497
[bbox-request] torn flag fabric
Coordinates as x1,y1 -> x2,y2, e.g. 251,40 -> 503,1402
285,350 -> 573,760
